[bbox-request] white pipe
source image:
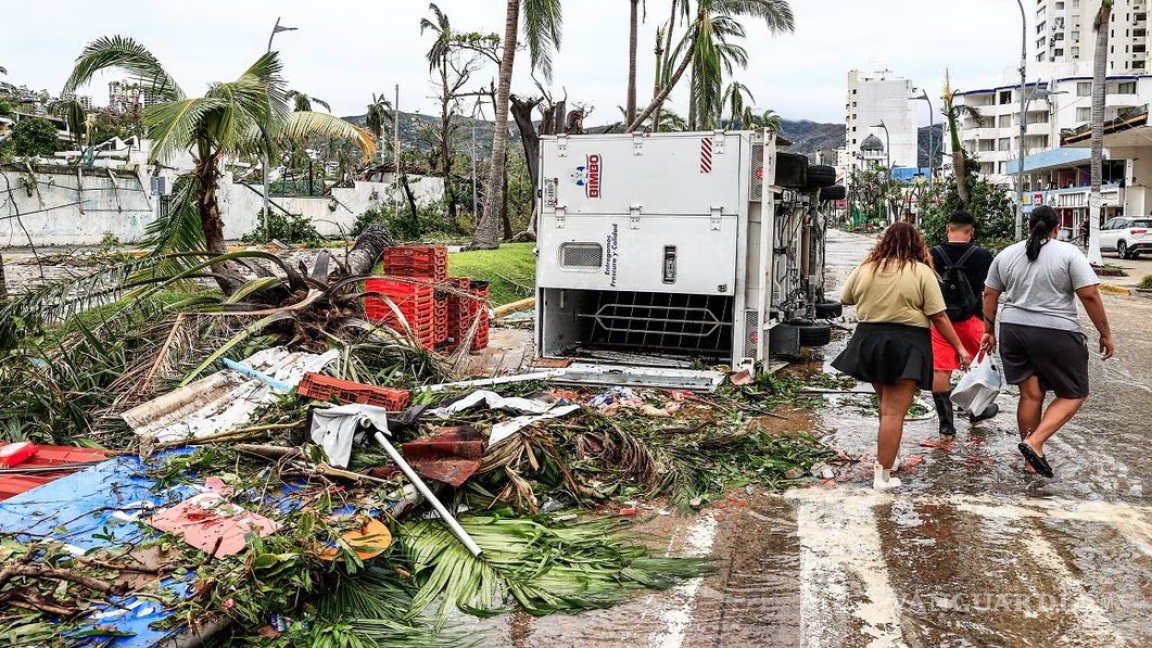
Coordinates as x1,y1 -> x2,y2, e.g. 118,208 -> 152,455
372,431 -> 483,557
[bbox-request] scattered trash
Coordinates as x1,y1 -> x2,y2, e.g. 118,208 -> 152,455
399,426 -> 487,487
310,403 -> 391,468
729,368 -> 755,386
149,491 -> 280,558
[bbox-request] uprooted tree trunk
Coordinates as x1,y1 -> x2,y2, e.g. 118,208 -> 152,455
0,253 -> 6,299
345,226 -> 396,276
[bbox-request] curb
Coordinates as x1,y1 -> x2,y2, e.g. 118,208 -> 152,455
1099,283 -> 1134,297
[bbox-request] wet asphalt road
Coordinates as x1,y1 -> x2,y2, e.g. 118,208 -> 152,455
474,229 -> 1152,647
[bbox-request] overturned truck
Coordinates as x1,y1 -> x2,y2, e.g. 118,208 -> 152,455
535,129 -> 844,368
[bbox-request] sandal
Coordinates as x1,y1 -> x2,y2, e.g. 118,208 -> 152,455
1017,443 -> 1054,478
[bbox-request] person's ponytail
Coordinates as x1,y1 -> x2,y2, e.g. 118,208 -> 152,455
1026,205 -> 1059,262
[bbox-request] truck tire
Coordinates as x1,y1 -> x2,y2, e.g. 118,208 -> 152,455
806,164 -> 837,189
775,153 -> 808,189
788,319 -> 833,347
815,300 -> 843,319
820,185 -> 847,201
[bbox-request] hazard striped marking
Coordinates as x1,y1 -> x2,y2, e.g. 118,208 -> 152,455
700,138 -> 712,174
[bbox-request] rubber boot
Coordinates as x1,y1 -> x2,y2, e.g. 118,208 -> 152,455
970,402 -> 1000,424
873,462 -> 902,492
933,392 -> 956,439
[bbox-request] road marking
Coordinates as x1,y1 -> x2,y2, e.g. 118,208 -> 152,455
649,514 -> 718,648
1019,525 -> 1129,646
791,488 -> 906,648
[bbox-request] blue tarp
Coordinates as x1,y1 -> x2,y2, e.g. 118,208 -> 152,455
0,454 -> 196,646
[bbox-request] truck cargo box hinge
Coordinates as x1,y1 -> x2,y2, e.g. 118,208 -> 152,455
709,205 -> 722,231
629,205 -> 642,230
555,206 -> 566,229
632,133 -> 644,156
712,131 -> 726,155
556,134 -> 569,157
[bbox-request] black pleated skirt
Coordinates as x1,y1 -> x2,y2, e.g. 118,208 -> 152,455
831,323 -> 932,390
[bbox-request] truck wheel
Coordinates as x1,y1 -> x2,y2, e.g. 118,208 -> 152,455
806,164 -> 837,189
815,300 -> 843,319
820,185 -> 846,201
775,153 -> 809,189
788,320 -> 833,347
1118,241 -> 1129,259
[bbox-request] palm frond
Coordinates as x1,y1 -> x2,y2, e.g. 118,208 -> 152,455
520,0 -> 564,80
62,35 -> 182,100
142,97 -> 227,162
281,111 -> 378,161
712,0 -> 796,33
137,172 -> 204,272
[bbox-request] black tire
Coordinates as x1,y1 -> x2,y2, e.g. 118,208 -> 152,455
775,152 -> 809,189
1118,241 -> 1129,259
814,300 -> 843,319
820,185 -> 847,201
791,321 -> 832,347
806,164 -> 837,189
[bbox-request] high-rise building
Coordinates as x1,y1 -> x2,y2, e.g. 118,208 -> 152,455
108,80 -> 162,114
1036,0 -> 1149,73
844,70 -> 919,173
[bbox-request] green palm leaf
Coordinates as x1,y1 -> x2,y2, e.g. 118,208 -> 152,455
521,0 -> 564,80
62,35 -> 182,101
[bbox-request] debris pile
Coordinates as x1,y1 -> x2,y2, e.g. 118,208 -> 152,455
0,234 -> 839,646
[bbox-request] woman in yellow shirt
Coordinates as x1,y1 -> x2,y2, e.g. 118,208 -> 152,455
833,222 -> 972,491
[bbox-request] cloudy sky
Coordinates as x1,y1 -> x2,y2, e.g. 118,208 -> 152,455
1,0 -> 1028,128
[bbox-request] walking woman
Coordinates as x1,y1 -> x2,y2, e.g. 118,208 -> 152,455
834,222 -> 972,491
982,206 -> 1114,478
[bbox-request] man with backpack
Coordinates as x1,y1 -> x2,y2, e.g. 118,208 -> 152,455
930,210 -> 997,439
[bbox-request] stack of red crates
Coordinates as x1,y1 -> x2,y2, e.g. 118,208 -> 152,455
364,278 -> 436,348
378,246 -> 449,348
298,373 -> 411,410
443,277 -> 472,352
468,280 -> 490,352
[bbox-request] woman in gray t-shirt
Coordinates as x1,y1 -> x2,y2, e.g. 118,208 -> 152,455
981,205 -> 1115,478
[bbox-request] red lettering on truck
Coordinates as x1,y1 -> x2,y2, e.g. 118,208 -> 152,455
587,154 -> 601,198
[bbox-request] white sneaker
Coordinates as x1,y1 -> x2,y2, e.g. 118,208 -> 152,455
873,462 -> 902,492
891,453 -> 902,472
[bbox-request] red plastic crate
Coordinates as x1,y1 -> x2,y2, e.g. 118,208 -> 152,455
468,280 -> 490,352
364,278 -> 438,347
383,246 -> 448,281
298,373 -> 411,410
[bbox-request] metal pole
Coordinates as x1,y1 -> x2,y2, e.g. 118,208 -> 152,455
393,84 -> 401,176
1015,0 -> 1027,241
926,94 -> 934,190
470,110 -> 478,217
262,17 -> 282,242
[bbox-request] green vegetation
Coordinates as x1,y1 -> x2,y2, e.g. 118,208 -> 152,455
918,151 -> 1016,253
243,209 -> 325,246
448,242 -> 535,305
10,117 -> 60,157
1139,274 -> 1152,290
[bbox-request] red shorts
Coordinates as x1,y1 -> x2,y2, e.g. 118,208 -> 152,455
931,316 -> 985,371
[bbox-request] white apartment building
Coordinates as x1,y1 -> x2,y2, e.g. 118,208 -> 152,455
1036,0 -> 1150,73
947,61 -> 1152,186
844,70 -> 919,172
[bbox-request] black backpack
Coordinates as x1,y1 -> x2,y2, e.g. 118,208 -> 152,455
934,245 -> 980,322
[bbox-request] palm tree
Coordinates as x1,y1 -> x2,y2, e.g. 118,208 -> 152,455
1087,0 -> 1113,266
284,90 -> 331,113
720,80 -> 754,130
473,0 -> 563,249
629,0 -> 793,133
49,98 -> 88,148
626,0 -> 640,125
651,0 -> 691,129
62,36 -> 375,256
422,2 -> 459,224
365,93 -> 394,161
941,70 -> 978,206
656,106 -> 688,132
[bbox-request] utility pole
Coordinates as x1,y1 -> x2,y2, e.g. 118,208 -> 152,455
1014,0 -> 1027,241
913,89 -> 934,190
394,84 -> 401,176
264,17 -> 297,240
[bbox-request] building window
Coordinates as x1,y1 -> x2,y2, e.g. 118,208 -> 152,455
1137,28 -> 1148,37
1072,30 -> 1080,40
1114,81 -> 1137,94
1077,81 -> 1091,96
1055,48 -> 1064,56
999,90 -> 1013,104
999,114 -> 1012,127
1136,60 -> 1147,69
998,138 -> 1011,151
1076,107 -> 1091,121
1072,46 -> 1080,57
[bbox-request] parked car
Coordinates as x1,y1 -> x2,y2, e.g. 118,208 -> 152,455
1099,217 -> 1152,259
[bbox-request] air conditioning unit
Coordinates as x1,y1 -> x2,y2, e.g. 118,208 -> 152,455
535,129 -> 838,369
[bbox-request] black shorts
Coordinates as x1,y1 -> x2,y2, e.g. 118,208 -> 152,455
999,323 -> 1090,399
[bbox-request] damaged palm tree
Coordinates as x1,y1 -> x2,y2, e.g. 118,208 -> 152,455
61,36 -> 376,261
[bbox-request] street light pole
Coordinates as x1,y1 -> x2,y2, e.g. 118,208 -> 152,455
263,17 -> 297,240
913,89 -> 934,190
873,121 -> 892,222
1014,0 -> 1027,241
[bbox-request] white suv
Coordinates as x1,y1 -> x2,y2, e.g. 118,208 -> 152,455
1099,217 -> 1152,259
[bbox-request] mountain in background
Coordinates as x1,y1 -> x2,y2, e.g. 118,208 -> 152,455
918,123 -> 944,170
343,110 -> 847,160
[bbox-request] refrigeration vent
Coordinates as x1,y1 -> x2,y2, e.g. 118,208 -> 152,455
743,309 -> 759,358
750,143 -> 764,202
578,291 -> 734,357
560,242 -> 604,269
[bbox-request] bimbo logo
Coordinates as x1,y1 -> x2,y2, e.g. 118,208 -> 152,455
571,154 -> 602,198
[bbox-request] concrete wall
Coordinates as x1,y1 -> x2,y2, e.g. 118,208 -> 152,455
0,164 -> 444,247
